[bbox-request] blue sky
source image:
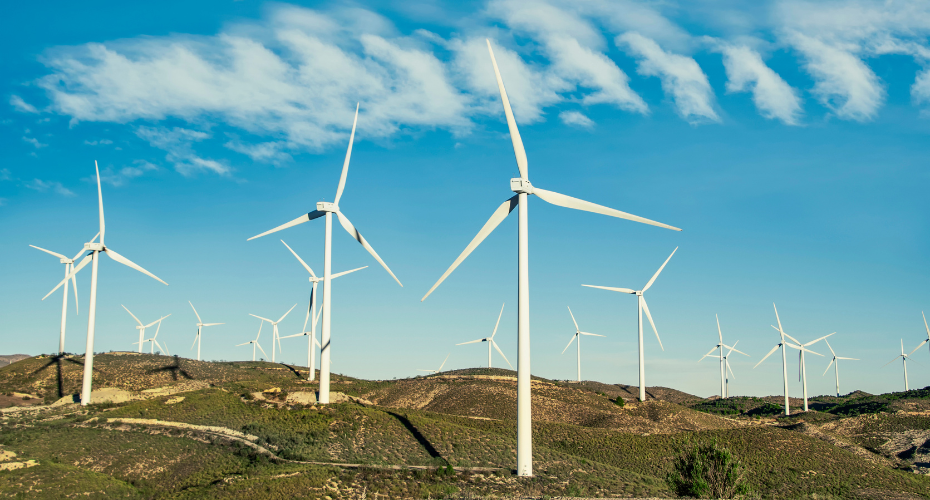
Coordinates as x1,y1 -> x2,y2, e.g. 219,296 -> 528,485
2,0 -> 929,398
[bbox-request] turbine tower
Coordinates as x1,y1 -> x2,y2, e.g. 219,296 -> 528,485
189,301 -> 224,362
699,315 -> 748,398
122,305 -> 168,353
31,237 -> 95,353
237,321 -> 268,361
456,303 -> 512,370
582,247 -> 678,401
249,305 -> 297,364
420,40 -> 680,477
822,338 -> 858,397
418,354 -> 450,375
43,161 -> 168,406
247,105 -> 403,404
720,341 -> 745,398
754,304 -> 818,415
884,339 -> 922,391
771,325 -> 831,412
561,306 -> 604,382
279,240 -> 365,381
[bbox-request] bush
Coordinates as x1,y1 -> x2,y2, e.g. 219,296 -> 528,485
614,397 -> 625,407
667,439 -> 751,498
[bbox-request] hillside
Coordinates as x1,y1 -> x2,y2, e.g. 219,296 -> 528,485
0,354 -> 30,368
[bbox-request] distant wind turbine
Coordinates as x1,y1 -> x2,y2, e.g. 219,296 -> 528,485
754,304 -> 820,416
720,341 -> 745,398
43,161 -> 168,406
699,315 -> 748,398
249,305 -> 297,364
583,247 -> 678,402
189,301 -> 223,362
122,305 -> 168,353
770,325 -> 832,412
135,316 -> 169,355
916,312 -> 930,358
237,320 -> 268,362
420,41 -> 680,477
248,105 -> 403,405
884,339 -> 922,391
456,303 -> 512,370
561,306 -> 604,382
30,236 -> 96,353
418,354 -> 450,375
822,338 -> 858,397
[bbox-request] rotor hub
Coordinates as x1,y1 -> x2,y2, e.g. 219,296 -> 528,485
316,201 -> 339,212
510,178 -> 533,194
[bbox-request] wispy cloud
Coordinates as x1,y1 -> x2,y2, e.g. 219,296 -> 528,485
559,110 -> 595,128
25,179 -> 75,196
717,42 -> 802,125
0,168 -> 11,181
10,95 -> 38,113
97,160 -> 159,187
135,126 -> 230,176
22,136 -> 48,148
84,139 -> 113,146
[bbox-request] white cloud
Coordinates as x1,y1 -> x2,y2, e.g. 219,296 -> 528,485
224,140 -> 292,163
10,95 -> 38,113
718,43 -> 802,125
84,139 -> 113,146
913,69 -> 930,107
25,179 -> 75,196
136,126 -> 230,176
0,168 -> 11,181
559,110 -> 595,128
618,32 -> 719,124
97,160 -> 159,187
22,136 -> 48,148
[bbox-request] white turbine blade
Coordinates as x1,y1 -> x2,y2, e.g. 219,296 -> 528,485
153,339 -> 164,354
277,304 -> 298,323
771,325 -> 802,345
567,306 -> 580,332
642,247 -> 679,292
907,341 -> 926,357
883,355 -> 902,368
255,342 -> 268,360
716,314 -> 723,343
456,338 -> 485,346
534,188 -> 681,232
485,39 -> 527,180
490,303 -> 505,339
836,356 -> 859,360
699,345 -> 718,361
280,332 -> 308,339
823,358 -> 835,376
824,338 -> 836,357
29,245 -> 67,260
122,305 -> 144,326
248,211 -> 326,241
95,161 -> 105,244
924,311 -> 930,339
334,103 -> 358,205
726,359 -> 735,379
421,196 -> 518,301
561,333 -> 578,354
727,346 -> 750,357
491,339 -> 514,369
336,211 -> 402,287
189,301 -> 203,324
773,303 -> 785,335
72,236 -> 95,261
235,341 -> 252,347
281,240 -> 317,278
314,336 -> 322,349
203,323 -> 223,327
331,266 -> 368,279
786,343 -> 822,356
581,285 -> 637,294
438,353 -> 450,372
580,332 -> 605,337
641,297 -> 663,350
901,338 -> 905,355
804,332 -> 836,346
71,269 -> 79,314
43,253 -> 92,300
255,321 -> 263,341
104,248 -> 168,286
191,334 -> 199,351
754,344 -> 781,369
250,314 -> 274,323
143,318 -> 162,328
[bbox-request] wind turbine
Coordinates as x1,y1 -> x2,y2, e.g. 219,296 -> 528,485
30,236 -> 96,353
122,305 -> 168,353
43,161 -> 168,406
582,247 -> 678,402
135,316 -> 169,355
822,338 -> 858,397
754,304 -> 820,415
419,40 -> 680,478
189,301 -> 223,362
720,341 -> 745,398
699,315 -> 748,398
247,105 -> 403,405
456,303 -> 513,370
236,320 -> 269,362
249,305 -> 297,364
884,339 -> 922,391
278,240 -> 366,381
771,325 -> 832,412
560,306 -> 604,382
916,312 -> 930,358
418,354 -> 450,375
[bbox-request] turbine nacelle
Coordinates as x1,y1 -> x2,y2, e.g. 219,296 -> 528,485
59,258 -> 74,264
510,178 -> 533,194
316,201 -> 339,212
84,242 -> 104,252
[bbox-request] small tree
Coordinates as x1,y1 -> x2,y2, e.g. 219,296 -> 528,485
667,439 -> 751,498
614,397 -> 625,407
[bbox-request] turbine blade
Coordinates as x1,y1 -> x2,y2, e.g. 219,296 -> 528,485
581,285 -> 636,294
191,334 -> 199,350
235,341 -> 251,347
567,306 -> 580,332
203,323 -> 224,326
836,357 -> 859,360
641,297 -> 663,351
143,318 -> 162,328
908,340 -> 927,357
421,195 -> 518,301
256,343 -> 268,360
280,332 -> 308,339
314,337 -> 322,349
642,247 -> 679,292
71,269 -> 79,314
726,359 -> 735,379
281,240 -> 317,278
728,347 -> 750,357
29,245 -> 67,260
773,303 -> 785,337
43,253 -> 92,300
491,303 -> 505,339
716,314 -> 723,343
438,353 -> 450,372
250,314 -> 273,323
804,332 -> 836,346
561,333 -> 578,354
787,343 -> 822,356
823,358 -> 834,376
699,345 -> 718,361
754,344 -> 781,369
924,311 -> 930,339
456,339 -> 485,346
122,305 -> 143,326
492,340 -> 514,369
331,266 -> 368,279
580,332 -> 605,337
883,355 -> 902,368
247,211 -> 325,241
72,236 -> 95,261
277,304 -> 298,323
486,39 -> 527,180
824,338 -> 836,357
534,188 -> 681,232
95,161 -> 105,244
334,103 -> 358,205
189,301 -> 202,323
104,248 -> 168,285
336,211 -> 402,287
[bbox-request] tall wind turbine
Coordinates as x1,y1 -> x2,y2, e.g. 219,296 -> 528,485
884,339 -> 922,391
135,316 -> 169,355
420,40 -> 680,477
247,105 -> 403,404
822,338 -> 858,397
754,304 -> 819,415
237,321 -> 268,362
122,305 -> 168,353
771,326 -> 831,412
43,161 -> 168,406
699,315 -> 748,398
561,306 -> 604,382
189,302 -> 223,362
418,354 -> 450,375
720,341 -> 745,398
456,303 -> 512,370
279,240 -> 365,381
31,236 -> 96,353
249,305 -> 297,364
582,247 -> 678,402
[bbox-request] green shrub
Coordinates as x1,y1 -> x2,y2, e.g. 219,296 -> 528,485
667,439 -> 751,499
614,397 -> 625,407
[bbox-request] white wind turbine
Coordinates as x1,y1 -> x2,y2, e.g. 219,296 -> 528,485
420,40 -> 680,477
754,304 -> 820,415
122,305 -> 169,353
418,354 -> 450,375
237,320 -> 269,362
822,338 -> 858,397
43,161 -> 168,406
884,339 -> 922,391
582,247 -> 678,402
189,301 -> 223,362
770,325 -> 832,412
719,342 -> 745,398
30,238 -> 96,353
915,312 -> 930,358
249,305 -> 297,364
699,315 -> 748,399
561,306 -> 604,382
135,316 -> 169,355
278,240 -> 366,381
456,303 -> 513,370
248,105 -> 403,404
